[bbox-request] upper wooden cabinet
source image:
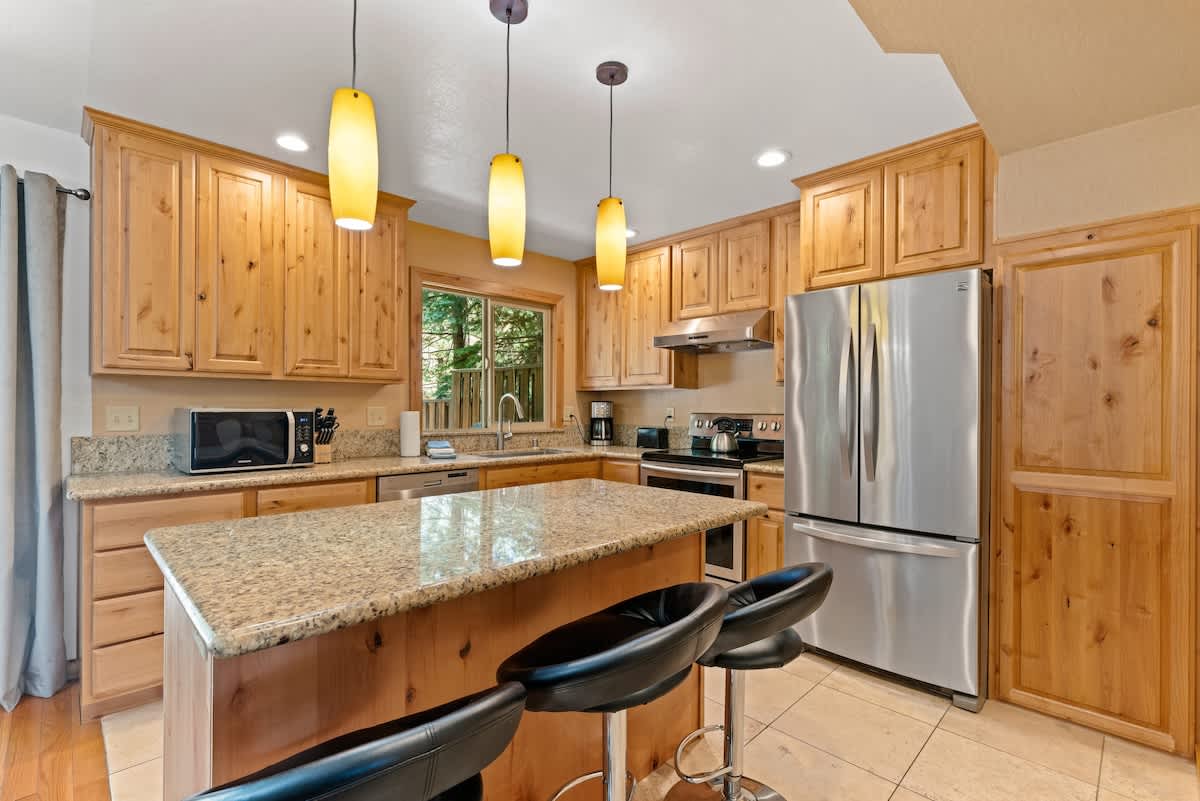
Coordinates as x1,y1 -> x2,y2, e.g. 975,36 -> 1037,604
800,167 -> 883,290
718,220 -> 771,312
671,234 -> 719,319
85,109 -> 414,384
195,156 -> 278,375
771,209 -> 804,383
93,128 -> 197,371
578,265 -> 622,389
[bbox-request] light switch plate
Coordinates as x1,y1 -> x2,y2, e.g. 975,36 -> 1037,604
105,405 -> 139,432
366,406 -> 387,427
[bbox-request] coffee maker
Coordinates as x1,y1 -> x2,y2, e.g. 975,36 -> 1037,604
589,401 -> 614,446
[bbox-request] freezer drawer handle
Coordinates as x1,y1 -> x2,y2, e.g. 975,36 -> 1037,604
862,323 -> 879,482
791,521 -> 960,558
837,330 -> 856,478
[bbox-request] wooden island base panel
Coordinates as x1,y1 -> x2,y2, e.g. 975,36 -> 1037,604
164,535 -> 703,801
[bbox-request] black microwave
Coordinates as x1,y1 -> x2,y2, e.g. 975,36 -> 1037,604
172,408 -> 315,474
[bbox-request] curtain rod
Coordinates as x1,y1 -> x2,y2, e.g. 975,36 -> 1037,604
15,177 -> 91,201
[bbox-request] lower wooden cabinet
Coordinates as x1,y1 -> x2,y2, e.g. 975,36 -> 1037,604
481,459 -> 601,490
746,473 -> 786,578
255,479 -> 375,516
601,458 -> 640,484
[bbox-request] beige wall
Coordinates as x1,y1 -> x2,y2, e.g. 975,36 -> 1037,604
995,102 -> 1200,239
90,220 -> 578,435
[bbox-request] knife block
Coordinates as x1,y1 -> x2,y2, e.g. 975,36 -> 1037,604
314,443 -> 332,464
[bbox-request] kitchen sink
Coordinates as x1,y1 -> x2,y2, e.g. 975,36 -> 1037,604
472,448 -> 573,458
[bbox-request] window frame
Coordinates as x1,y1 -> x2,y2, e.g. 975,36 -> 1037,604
410,267 -> 565,433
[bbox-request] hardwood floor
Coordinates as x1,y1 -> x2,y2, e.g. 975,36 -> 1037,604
0,683 -> 110,801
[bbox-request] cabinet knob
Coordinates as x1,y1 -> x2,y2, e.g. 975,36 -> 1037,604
197,292 -> 207,301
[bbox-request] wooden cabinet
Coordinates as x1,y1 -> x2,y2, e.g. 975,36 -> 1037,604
671,234 -> 719,319
481,459 -> 601,490
195,156 -> 278,374
718,220 -> 771,312
349,200 -> 409,380
601,458 -> 640,484
577,264 -> 622,389
255,479 -> 374,516
884,136 -> 983,276
746,473 -> 786,578
995,223 -> 1196,755
93,127 -> 196,371
771,209 -> 804,383
800,167 -> 883,290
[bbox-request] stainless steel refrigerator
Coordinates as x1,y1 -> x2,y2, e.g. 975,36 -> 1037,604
784,267 -> 990,710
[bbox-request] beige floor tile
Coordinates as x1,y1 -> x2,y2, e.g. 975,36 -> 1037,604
109,756 -> 163,801
939,700 -> 1103,785
823,667 -> 949,726
703,665 -> 724,702
704,697 -> 765,741
902,729 -> 1095,801
744,668 -> 814,724
1098,791 -> 1136,801
891,789 -> 934,801
101,700 -> 164,774
742,727 -> 896,801
1100,736 -> 1200,801
773,684 -> 933,783
782,652 -> 839,683
634,761 -> 683,801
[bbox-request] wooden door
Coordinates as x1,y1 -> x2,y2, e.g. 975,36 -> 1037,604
671,234 -> 719,319
577,262 -> 621,389
194,157 -> 277,374
771,209 -> 804,383
95,128 -> 196,370
884,136 -> 983,277
349,201 -> 407,380
996,227 -> 1196,754
283,178 -> 351,377
800,167 -> 882,290
621,247 -> 672,386
746,512 -> 785,578
718,220 -> 771,312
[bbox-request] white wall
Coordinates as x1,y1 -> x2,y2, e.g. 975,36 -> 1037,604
0,112 -> 92,661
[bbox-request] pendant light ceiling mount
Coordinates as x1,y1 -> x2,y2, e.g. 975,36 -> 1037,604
595,61 -> 628,87
594,59 -> 630,292
489,0 -> 529,23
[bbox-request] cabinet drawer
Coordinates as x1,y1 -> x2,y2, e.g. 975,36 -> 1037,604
93,547 -> 163,599
92,492 -> 244,551
483,460 -> 601,490
91,635 -> 163,699
256,479 -> 372,516
747,473 -> 785,510
93,589 -> 164,647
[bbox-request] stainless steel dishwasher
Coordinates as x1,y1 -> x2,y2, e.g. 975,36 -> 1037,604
377,469 -> 479,500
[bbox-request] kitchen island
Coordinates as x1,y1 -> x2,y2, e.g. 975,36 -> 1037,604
146,478 -> 767,801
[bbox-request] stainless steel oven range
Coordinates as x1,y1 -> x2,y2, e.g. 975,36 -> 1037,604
640,412 -> 783,583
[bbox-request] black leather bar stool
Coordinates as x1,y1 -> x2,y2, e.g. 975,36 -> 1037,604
670,563 -> 833,801
498,582 -> 728,801
186,682 -> 525,801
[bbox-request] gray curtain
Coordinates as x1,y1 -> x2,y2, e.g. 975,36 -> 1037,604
0,166 -> 66,710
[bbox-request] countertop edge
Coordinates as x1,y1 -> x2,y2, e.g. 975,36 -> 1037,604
743,459 -> 786,476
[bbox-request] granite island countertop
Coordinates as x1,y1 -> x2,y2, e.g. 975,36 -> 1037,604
65,445 -> 650,501
145,478 -> 767,658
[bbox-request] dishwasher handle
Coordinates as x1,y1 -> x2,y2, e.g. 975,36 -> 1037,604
790,520 -> 963,558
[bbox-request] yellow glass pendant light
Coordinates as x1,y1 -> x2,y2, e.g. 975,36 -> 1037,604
595,61 -> 629,291
328,0 -> 378,231
487,1 -> 529,268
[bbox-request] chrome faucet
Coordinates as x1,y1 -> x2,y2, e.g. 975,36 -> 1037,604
496,392 -> 525,450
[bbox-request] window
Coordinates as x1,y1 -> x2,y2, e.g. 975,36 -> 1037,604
420,286 -> 550,430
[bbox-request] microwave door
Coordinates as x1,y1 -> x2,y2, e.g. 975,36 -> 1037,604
859,270 -> 987,540
784,286 -> 859,522
192,411 -> 291,471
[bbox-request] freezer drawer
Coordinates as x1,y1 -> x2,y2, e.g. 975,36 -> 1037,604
786,515 -> 982,700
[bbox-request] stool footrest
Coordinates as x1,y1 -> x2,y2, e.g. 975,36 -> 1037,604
546,770 -> 637,801
672,725 -> 731,784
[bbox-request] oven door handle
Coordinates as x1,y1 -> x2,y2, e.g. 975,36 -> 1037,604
640,464 -> 742,482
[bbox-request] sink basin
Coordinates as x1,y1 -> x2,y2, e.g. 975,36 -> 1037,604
473,448 -> 573,459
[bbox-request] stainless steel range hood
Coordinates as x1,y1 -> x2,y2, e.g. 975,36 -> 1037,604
653,310 -> 774,353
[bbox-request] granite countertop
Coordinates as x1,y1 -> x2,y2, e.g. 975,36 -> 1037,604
145,479 -> 767,658
744,459 -> 785,476
65,445 -> 650,501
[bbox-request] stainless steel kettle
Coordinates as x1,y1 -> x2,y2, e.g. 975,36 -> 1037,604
710,424 -> 740,453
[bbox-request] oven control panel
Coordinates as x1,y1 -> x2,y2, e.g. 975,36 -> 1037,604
689,412 -> 785,440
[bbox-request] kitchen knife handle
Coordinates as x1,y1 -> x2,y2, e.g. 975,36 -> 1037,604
837,330 -> 855,479
863,323 -> 878,482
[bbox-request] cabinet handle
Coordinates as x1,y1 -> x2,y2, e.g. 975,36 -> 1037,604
197,292 -> 207,301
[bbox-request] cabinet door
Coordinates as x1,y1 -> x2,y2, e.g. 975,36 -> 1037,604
671,234 -> 718,319
745,511 -> 784,579
283,178 -> 351,377
195,157 -> 277,374
621,247 -> 672,386
771,210 -> 804,383
349,202 -> 407,380
718,220 -> 771,312
997,228 -> 1195,754
577,262 -> 621,389
884,137 -> 983,277
96,128 -> 196,370
601,459 -> 640,484
801,167 -> 882,290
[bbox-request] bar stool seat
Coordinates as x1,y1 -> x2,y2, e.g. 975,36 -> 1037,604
188,682 -> 526,801
499,581 -> 728,801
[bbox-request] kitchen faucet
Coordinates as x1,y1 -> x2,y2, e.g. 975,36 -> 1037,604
496,392 -> 525,450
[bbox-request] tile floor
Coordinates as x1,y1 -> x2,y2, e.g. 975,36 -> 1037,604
102,655 -> 1200,801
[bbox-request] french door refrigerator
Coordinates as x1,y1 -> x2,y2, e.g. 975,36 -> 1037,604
784,267 -> 990,710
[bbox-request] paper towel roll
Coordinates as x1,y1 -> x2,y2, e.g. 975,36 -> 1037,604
400,411 -> 421,457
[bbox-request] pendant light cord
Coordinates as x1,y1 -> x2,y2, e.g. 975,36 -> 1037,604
608,83 -> 614,198
505,8 -> 512,153
351,0 -> 358,89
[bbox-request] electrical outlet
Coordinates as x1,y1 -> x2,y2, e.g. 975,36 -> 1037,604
565,405 -> 577,420
105,405 -> 139,432
366,406 -> 387,427
665,407 -> 675,421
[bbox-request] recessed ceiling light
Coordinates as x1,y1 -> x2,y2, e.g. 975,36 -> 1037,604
276,133 -> 309,152
625,228 -> 637,239
755,148 -> 790,168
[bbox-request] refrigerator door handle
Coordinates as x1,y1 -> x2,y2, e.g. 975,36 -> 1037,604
862,322 -> 878,481
791,520 -> 962,558
837,330 -> 856,478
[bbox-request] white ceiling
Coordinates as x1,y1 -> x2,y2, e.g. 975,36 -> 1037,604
2,0 -> 974,259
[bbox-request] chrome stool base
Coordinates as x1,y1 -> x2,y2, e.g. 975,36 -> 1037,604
547,710 -> 637,801
665,776 -> 785,801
